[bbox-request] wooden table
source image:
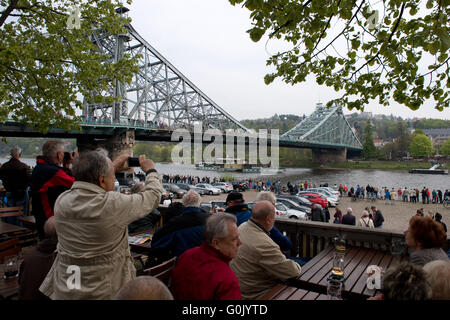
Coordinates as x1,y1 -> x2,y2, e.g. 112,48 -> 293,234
16,216 -> 36,231
292,245 -> 408,299
0,222 -> 31,237
259,283 -> 328,300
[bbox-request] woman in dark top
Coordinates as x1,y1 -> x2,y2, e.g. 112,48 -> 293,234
333,207 -> 342,224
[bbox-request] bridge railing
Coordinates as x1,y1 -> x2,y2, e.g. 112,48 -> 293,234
274,218 -> 450,259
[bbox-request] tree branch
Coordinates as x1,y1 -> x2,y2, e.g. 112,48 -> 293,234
0,0 -> 19,28
312,0 -> 341,52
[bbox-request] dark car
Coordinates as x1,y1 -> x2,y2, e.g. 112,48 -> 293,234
162,184 -> 187,199
277,197 -> 311,215
231,181 -> 249,192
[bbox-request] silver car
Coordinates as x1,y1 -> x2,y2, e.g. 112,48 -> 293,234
193,183 -> 221,195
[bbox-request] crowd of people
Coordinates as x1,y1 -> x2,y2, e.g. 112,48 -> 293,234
0,142 -> 448,301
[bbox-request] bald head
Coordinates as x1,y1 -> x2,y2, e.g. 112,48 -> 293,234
114,276 -> 174,300
252,200 -> 275,231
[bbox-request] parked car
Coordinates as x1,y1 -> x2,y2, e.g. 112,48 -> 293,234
193,183 -> 221,195
276,197 -> 311,216
212,182 -> 233,193
231,181 -> 249,192
175,183 -> 194,192
163,184 -> 187,199
317,186 -> 340,196
278,195 -> 315,208
298,189 -> 338,207
296,192 -> 328,208
247,202 -> 307,220
306,187 -> 340,200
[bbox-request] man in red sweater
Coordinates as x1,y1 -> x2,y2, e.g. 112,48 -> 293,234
170,213 -> 242,300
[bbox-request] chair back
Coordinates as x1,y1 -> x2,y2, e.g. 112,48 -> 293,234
0,206 -> 25,219
141,256 -> 177,286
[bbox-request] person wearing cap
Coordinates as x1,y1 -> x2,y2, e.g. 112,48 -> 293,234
225,192 -> 252,226
371,205 -> 384,229
357,210 -> 374,228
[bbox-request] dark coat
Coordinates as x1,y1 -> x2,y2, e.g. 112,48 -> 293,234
341,213 -> 356,225
0,158 -> 30,199
311,207 -> 325,222
373,209 -> 384,227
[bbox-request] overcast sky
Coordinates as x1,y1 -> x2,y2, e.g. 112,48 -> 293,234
127,0 -> 449,121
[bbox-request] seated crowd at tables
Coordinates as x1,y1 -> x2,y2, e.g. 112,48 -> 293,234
6,141 -> 450,300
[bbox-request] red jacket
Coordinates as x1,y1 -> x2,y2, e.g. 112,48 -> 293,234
170,243 -> 241,300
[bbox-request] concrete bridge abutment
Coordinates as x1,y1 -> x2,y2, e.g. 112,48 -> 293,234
76,130 -> 135,161
312,148 -> 347,164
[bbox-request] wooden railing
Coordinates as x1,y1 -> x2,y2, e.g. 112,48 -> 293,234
274,218 -> 450,259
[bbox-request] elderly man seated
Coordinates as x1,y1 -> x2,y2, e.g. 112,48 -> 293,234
39,149 -> 162,300
151,189 -> 210,257
230,201 -> 301,299
170,213 -> 242,300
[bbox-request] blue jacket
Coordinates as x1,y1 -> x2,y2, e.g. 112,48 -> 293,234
226,204 -> 292,252
152,206 -> 210,257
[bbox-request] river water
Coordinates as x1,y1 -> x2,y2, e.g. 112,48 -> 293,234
4,158 -> 448,191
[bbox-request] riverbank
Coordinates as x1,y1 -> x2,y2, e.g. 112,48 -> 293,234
199,191 -> 450,234
279,160 -> 450,171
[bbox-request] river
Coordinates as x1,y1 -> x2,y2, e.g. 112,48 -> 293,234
2,158 -> 448,191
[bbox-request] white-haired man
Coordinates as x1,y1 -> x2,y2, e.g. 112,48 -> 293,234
152,189 -> 210,257
39,150 -> 162,300
342,208 -> 356,225
230,201 -> 301,299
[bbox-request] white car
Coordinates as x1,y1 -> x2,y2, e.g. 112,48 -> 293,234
193,183 -> 221,195
212,182 -> 233,193
275,203 -> 307,220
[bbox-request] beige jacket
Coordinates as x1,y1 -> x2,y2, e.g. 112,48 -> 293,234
39,172 -> 162,300
230,220 -> 301,300
357,217 -> 375,228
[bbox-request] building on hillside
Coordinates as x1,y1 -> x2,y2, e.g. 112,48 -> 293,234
423,128 -> 450,145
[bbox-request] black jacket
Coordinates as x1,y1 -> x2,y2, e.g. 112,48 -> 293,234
373,210 -> 384,227
311,207 -> 325,222
0,158 -> 30,198
342,213 -> 356,225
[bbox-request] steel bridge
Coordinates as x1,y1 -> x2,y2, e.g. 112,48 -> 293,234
0,8 -> 362,158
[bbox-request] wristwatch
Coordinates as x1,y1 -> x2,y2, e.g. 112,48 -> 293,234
145,169 -> 157,175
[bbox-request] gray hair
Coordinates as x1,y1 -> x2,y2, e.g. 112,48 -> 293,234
182,189 -> 201,207
10,146 -> 22,158
423,260 -> 450,300
72,148 -> 111,185
347,208 -> 353,214
203,213 -> 237,245
42,140 -> 64,158
256,191 -> 276,205
114,276 -> 173,300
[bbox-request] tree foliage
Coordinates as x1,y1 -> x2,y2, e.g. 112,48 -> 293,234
362,120 -> 376,159
439,138 -> 450,156
230,0 -> 449,112
409,133 -> 434,157
0,0 -> 139,132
